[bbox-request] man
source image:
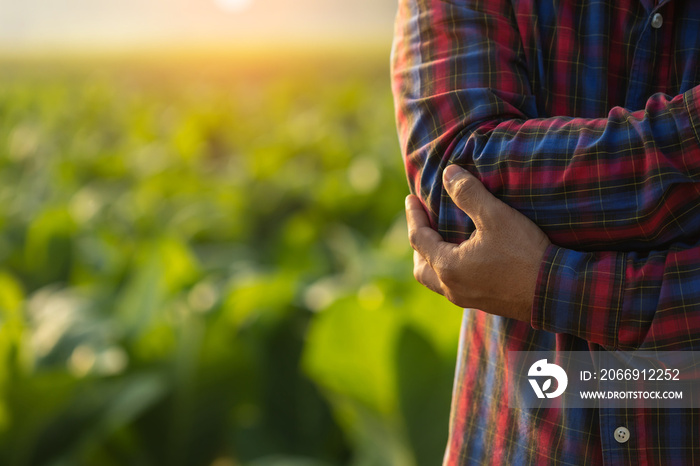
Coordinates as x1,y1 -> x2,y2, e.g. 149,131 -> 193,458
391,0 -> 700,464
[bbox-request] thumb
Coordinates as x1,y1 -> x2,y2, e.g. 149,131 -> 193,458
442,165 -> 501,229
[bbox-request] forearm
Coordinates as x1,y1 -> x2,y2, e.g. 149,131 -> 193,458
533,238 -> 700,350
441,90 -> 700,249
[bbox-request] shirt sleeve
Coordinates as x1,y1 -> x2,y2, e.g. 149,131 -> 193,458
391,0 -> 700,251
532,241 -> 700,350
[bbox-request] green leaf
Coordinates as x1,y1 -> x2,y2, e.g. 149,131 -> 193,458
303,296 -> 400,416
395,325 -> 454,466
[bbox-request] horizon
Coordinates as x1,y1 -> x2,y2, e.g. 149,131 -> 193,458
0,0 -> 396,52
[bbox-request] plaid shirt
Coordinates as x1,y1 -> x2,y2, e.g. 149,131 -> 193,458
392,0 -> 700,464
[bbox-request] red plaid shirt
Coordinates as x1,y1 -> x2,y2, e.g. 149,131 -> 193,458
392,0 -> 700,464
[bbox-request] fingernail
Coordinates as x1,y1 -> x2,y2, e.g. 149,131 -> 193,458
405,195 -> 412,209
444,165 -> 464,184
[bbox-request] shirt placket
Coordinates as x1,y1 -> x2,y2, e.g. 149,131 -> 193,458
601,2 -> 672,463
623,0 -> 672,108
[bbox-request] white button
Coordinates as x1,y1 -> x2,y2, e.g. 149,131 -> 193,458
614,426 -> 630,444
651,13 -> 663,29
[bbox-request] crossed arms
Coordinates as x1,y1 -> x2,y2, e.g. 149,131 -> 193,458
392,0 -> 700,350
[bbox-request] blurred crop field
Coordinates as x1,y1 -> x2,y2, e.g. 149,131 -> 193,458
0,49 -> 463,466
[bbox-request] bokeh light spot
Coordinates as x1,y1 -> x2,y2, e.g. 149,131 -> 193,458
213,0 -> 253,13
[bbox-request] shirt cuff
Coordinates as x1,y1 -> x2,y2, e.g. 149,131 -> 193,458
530,244 -> 626,349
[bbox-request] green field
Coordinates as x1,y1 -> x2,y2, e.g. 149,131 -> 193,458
0,50 -> 463,466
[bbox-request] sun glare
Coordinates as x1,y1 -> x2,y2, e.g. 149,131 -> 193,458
213,0 -> 253,13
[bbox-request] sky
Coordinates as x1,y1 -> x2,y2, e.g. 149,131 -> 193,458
0,0 -> 397,51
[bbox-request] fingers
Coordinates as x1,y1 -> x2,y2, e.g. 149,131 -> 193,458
413,250 -> 444,296
442,165 -> 504,230
405,195 -> 456,267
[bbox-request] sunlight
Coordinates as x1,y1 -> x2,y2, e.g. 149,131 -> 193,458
213,0 -> 253,13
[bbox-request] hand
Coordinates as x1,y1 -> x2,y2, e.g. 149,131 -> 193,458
405,165 -> 551,322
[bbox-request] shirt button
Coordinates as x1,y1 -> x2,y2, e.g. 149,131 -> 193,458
614,426 -> 630,444
651,12 -> 663,29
